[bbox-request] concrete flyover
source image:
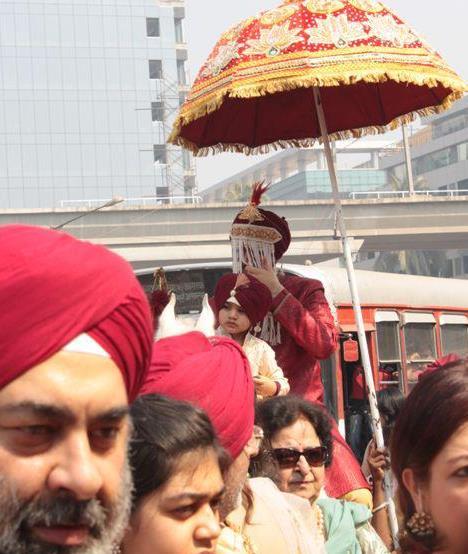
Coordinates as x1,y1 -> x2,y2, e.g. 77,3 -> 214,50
2,195 -> 468,268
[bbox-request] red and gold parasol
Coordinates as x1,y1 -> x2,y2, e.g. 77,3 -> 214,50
169,0 -> 466,155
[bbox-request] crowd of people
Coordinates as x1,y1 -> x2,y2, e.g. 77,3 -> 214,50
0,186 -> 467,554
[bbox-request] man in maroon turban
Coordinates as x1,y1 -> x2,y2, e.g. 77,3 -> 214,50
142,331 -> 254,460
0,225 -> 153,554
141,330 -> 258,519
231,184 -> 371,505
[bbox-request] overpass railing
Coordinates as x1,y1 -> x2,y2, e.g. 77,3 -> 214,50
349,189 -> 468,200
58,195 -> 202,209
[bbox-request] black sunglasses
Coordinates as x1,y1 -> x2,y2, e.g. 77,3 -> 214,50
272,446 -> 328,468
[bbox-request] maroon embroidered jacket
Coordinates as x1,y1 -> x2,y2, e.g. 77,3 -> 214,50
271,274 -> 369,497
271,274 -> 337,403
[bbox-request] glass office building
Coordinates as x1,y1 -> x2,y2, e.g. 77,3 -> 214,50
268,169 -> 388,200
380,96 -> 468,193
0,0 -> 194,208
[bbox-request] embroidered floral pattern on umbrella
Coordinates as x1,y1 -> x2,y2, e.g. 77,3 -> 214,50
306,13 -> 367,48
201,43 -> 241,78
304,0 -> 345,14
366,14 -> 417,47
243,22 -> 304,57
221,17 -> 255,42
348,0 -> 384,13
260,4 -> 298,25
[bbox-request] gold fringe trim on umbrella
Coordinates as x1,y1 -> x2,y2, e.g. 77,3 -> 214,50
190,50 -> 460,99
229,69 -> 466,99
169,88 -> 465,157
169,66 -> 466,133
168,66 -> 466,150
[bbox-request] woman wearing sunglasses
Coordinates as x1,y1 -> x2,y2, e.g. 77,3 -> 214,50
254,395 -> 389,554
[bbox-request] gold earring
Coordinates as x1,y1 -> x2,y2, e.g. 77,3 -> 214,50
406,511 -> 435,540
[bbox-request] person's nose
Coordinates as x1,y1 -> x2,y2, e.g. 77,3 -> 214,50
47,432 -> 103,500
227,307 -> 238,320
297,454 -> 313,477
194,505 -> 221,543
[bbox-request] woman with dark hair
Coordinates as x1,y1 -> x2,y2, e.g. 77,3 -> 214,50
377,387 -> 406,444
361,387 -> 405,484
361,387 -> 405,549
254,395 -> 389,554
391,359 -> 468,554
121,394 -> 228,554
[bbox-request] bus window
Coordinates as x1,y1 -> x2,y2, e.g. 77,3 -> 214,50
376,322 -> 400,362
165,268 -> 230,314
440,314 -> 468,357
403,313 -> 436,388
166,270 -> 206,314
376,322 -> 402,388
375,311 -> 402,391
136,267 -> 232,315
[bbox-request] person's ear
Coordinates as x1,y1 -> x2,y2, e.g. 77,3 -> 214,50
402,468 -> 426,511
244,427 -> 263,459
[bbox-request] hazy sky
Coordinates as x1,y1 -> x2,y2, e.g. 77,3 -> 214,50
183,1 -> 468,191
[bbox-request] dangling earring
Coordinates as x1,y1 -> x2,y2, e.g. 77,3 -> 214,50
406,490 -> 435,542
253,324 -> 261,335
406,512 -> 435,540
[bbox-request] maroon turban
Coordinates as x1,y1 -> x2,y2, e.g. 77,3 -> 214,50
231,182 -> 291,267
141,331 -> 255,459
214,273 -> 272,326
0,225 -> 153,400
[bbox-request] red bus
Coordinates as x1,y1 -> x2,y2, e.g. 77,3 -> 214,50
136,263 -> 468,450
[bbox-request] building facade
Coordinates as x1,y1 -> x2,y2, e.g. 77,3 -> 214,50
269,168 -> 387,200
379,96 -> 468,193
378,96 -> 468,278
0,0 -> 195,208
201,142 -> 395,203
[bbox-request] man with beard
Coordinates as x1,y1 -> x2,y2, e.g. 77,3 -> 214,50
0,225 -> 153,554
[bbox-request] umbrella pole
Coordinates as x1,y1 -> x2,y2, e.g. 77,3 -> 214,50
312,87 -> 399,546
402,124 -> 415,196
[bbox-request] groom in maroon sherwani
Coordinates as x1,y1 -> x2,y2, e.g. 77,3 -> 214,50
231,183 -> 371,505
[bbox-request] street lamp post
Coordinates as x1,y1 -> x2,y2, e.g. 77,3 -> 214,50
51,197 -> 125,230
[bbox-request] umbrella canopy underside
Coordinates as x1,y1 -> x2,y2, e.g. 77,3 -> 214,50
169,0 -> 466,155
172,79 -> 460,155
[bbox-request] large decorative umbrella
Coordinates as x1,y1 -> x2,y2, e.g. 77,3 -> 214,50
170,0 -> 465,154
169,0 -> 466,543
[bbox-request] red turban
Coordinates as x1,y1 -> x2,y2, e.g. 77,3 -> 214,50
231,182 -> 291,265
214,273 -> 272,325
232,209 -> 291,262
0,225 -> 153,401
141,331 -> 255,459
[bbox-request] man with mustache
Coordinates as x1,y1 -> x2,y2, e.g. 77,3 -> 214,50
0,225 -> 153,554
